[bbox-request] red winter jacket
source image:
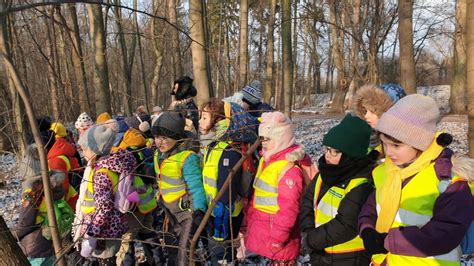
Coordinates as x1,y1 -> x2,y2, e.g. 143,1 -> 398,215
47,137 -> 79,210
245,144 -> 311,261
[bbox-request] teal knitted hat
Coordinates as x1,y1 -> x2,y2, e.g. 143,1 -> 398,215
322,114 -> 372,158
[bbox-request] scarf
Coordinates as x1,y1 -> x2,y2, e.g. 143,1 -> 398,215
375,133 -> 444,233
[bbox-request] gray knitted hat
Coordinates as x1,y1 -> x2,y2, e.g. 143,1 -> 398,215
78,125 -> 116,157
151,111 -> 185,140
376,94 -> 439,151
241,80 -> 263,105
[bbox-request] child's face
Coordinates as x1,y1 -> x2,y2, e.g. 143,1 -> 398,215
199,108 -> 213,134
324,146 -> 342,165
155,136 -> 177,153
380,134 -> 419,166
364,109 -> 379,128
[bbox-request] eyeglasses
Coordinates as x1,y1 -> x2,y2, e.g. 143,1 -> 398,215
323,146 -> 341,157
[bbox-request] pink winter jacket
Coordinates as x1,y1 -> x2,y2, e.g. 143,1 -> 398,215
245,144 -> 310,261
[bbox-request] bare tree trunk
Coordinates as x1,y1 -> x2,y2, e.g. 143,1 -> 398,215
168,0 -> 183,79
134,0 -> 148,109
113,0 -> 135,115
282,0 -> 293,117
466,0 -> 474,157
328,1 -> 348,113
451,0 -> 467,114
189,0 -> 211,106
398,0 -> 416,94
238,0 -> 249,88
345,0 -> 362,109
44,7 -> 60,120
150,0 -> 164,107
87,3 -> 111,115
264,0 -> 277,103
0,216 -> 29,265
292,0 -> 299,109
68,3 -> 90,114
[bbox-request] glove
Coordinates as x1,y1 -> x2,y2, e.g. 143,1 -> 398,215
212,202 -> 231,241
80,238 -> 97,257
361,228 -> 388,254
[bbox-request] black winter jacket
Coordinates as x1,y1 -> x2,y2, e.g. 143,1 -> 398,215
299,158 -> 374,266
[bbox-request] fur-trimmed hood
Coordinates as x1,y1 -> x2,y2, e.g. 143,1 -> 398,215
451,155 -> 474,182
352,84 -> 393,118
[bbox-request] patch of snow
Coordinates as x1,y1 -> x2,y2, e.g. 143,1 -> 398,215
417,85 -> 451,114
0,152 -> 22,228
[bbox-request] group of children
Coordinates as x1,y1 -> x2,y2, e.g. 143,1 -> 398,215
13,78 -> 474,266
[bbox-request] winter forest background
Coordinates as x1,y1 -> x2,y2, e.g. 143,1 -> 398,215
0,0 -> 474,263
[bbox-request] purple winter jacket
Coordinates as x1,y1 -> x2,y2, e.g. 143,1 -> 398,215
358,149 -> 474,259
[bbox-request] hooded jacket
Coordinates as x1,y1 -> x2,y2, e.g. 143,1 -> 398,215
47,137 -> 80,209
245,144 -> 311,261
352,85 -> 393,119
358,148 -> 474,261
13,173 -> 66,258
81,150 -> 136,238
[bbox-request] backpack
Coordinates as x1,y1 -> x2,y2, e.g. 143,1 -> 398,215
41,199 -> 75,240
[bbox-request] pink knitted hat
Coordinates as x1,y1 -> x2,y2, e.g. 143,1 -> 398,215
376,94 -> 439,151
259,112 -> 295,158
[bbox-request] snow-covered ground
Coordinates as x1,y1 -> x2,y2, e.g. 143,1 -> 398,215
0,152 -> 22,228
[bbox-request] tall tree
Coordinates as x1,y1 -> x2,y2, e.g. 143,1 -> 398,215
150,0 -> 165,107
189,0 -> 212,106
282,0 -> 293,116
264,0 -> 277,103
113,0 -> 135,116
44,7 -> 60,120
466,0 -> 474,157
451,0 -> 467,114
87,3 -> 111,115
398,0 -> 416,94
168,0 -> 183,79
238,0 -> 249,89
67,4 -> 90,114
328,0 -> 349,113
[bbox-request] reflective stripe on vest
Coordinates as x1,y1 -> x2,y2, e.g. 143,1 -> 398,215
154,150 -> 193,203
253,159 -> 289,214
80,168 -> 119,214
133,176 -> 157,214
202,141 -> 243,217
372,163 -> 461,266
48,155 -> 77,203
313,174 -> 368,254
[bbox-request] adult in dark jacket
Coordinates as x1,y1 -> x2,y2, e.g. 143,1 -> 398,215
169,76 -> 199,131
13,170 -> 66,265
299,114 -> 376,266
240,80 -> 274,118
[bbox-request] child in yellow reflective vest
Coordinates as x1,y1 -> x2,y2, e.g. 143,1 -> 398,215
152,111 -> 206,265
299,114 -> 376,265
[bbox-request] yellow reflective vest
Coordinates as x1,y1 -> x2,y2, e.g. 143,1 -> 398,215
253,159 -> 292,214
80,168 -> 119,214
372,163 -> 461,266
313,174 -> 368,254
133,176 -> 157,214
202,141 -> 243,217
154,150 -> 193,203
